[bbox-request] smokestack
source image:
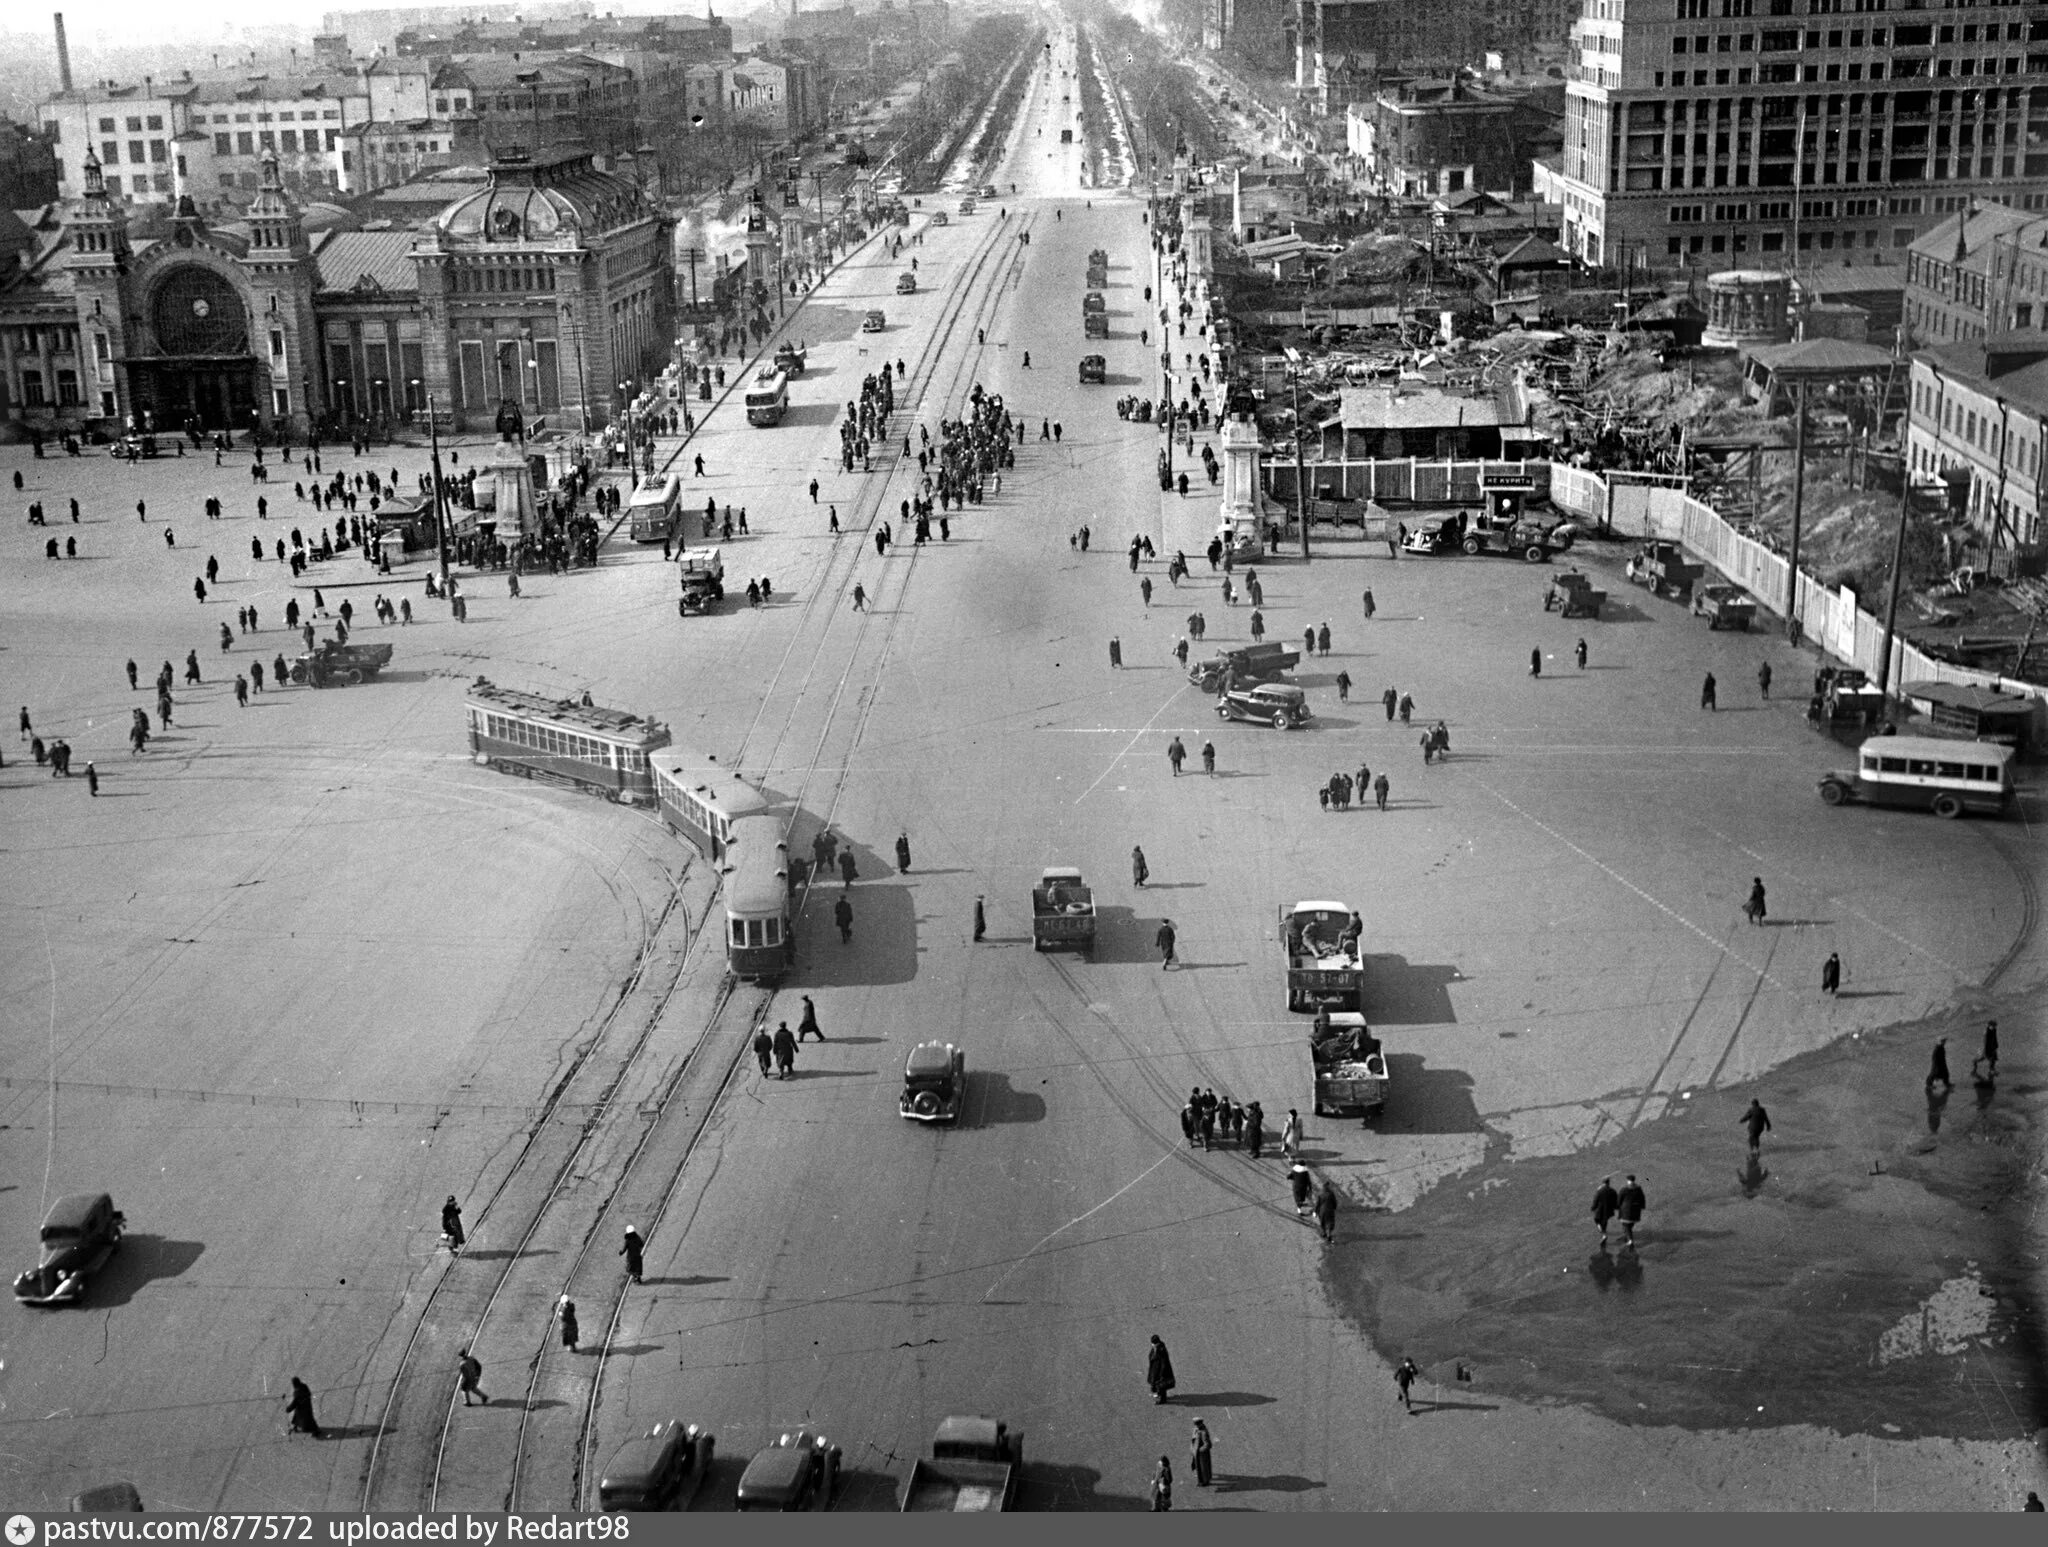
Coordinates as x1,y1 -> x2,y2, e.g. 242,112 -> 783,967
53,12 -> 73,94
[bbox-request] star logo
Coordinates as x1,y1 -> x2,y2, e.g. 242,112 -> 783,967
6,1515 -> 37,1546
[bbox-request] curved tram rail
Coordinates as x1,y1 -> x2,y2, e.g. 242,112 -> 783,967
363,157 -> 1044,1515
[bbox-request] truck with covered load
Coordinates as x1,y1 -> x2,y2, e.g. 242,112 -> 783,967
1311,1011 -> 1387,1118
1279,900 -> 1363,1011
1031,866 -> 1095,955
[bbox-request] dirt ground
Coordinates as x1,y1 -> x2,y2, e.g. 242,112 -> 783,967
1325,989 -> 2048,1444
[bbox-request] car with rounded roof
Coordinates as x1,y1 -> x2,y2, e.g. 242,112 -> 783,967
1216,681 -> 1311,729
737,1429 -> 841,1511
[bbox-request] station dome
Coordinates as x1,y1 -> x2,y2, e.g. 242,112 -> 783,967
435,147 -> 647,244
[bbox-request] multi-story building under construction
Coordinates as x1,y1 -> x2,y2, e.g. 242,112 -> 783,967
1547,0 -> 2048,271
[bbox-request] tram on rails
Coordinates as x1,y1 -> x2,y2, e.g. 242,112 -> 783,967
724,812 -> 795,980
649,747 -> 775,861
464,678 -> 671,805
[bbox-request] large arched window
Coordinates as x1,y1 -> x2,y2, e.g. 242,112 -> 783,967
151,266 -> 250,356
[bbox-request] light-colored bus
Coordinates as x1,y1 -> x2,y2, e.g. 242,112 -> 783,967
745,369 -> 789,427
1816,734 -> 2017,819
626,473 -> 682,543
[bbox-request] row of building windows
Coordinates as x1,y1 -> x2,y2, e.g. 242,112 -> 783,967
1662,226 -> 1910,251
97,115 -> 163,132
205,109 -> 343,124
100,139 -> 166,166
1655,54 -> 2021,85
8,327 -> 81,355
15,370 -> 83,407
452,266 -> 561,293
212,129 -> 342,156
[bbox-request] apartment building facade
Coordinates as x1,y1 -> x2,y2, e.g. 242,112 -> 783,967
1550,0 -> 2048,270
1907,334 -> 2048,546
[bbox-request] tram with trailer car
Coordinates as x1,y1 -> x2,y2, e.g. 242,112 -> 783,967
465,678 -> 670,805
650,748 -> 775,861
724,813 -> 796,979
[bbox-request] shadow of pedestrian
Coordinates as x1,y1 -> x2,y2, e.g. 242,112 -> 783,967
1613,1246 -> 1644,1291
1927,1084 -> 1951,1133
1737,1156 -> 1769,1198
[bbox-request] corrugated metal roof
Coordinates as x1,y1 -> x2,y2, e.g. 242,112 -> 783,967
312,229 -> 419,294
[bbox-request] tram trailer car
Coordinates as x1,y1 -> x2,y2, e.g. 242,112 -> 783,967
650,748 -> 775,861
724,813 -> 796,979
465,678 -> 671,805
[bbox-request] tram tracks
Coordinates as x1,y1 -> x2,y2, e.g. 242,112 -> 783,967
358,124 -> 1047,1513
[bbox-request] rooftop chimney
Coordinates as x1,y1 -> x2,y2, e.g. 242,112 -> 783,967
53,12 -> 73,94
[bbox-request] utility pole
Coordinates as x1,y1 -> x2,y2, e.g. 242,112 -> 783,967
1785,377 -> 1808,642
1876,449 -> 1915,704
1291,369 -> 1309,562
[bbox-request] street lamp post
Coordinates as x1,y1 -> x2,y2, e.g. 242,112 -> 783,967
1284,348 -> 1311,562
414,380 -> 452,592
617,381 -> 634,476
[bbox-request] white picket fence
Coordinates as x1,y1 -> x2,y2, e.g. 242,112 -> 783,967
1548,464 -> 2048,727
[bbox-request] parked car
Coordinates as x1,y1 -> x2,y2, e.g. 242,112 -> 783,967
737,1429 -> 841,1511
14,1193 -> 124,1306
1216,682 -> 1311,729
1400,514 -> 1461,554
599,1421 -> 715,1511
931,211 -> 949,226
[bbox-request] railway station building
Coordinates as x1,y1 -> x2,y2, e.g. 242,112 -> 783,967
0,141 -> 674,438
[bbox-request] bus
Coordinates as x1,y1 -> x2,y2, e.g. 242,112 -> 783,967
465,677 -> 671,805
626,473 -> 682,544
1816,734 -> 2017,819
745,369 -> 789,427
649,747 -> 774,860
724,812 -> 795,980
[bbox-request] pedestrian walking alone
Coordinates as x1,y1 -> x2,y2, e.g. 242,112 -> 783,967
1155,918 -> 1178,969
835,894 -> 854,943
1314,1180 -> 1338,1241
1373,772 -> 1390,811
1974,1020 -> 1999,1080
1591,1176 -> 1619,1244
798,995 -> 825,1041
1362,588 -> 1376,620
1132,845 -> 1150,887
441,1196 -> 465,1250
1529,647 -> 1542,678
457,1350 -> 486,1405
895,832 -> 912,873
1201,740 -> 1216,775
1167,736 -> 1186,776
1616,1174 -> 1646,1247
558,1295 -> 580,1352
1758,660 -> 1773,700
284,1377 -> 323,1438
1189,1420 -> 1213,1487
973,895 -> 987,942
1281,1107 -> 1302,1158
1821,951 -> 1841,996
840,850 -> 858,887
1288,1161 -> 1313,1215
1741,1099 -> 1772,1156
852,582 -> 866,611
1701,672 -> 1718,711
1151,1458 -> 1173,1511
1745,877 -> 1767,926
1146,1335 -> 1177,1404
1395,1358 -> 1420,1413
1250,608 -> 1265,642
1575,637 -> 1588,671
1335,670 -> 1351,702
85,762 -> 98,796
1383,686 -> 1398,722
620,1225 -> 646,1284
772,1021 -> 798,1078
1927,1038 -> 1952,1091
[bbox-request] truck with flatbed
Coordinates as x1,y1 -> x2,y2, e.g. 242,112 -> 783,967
1625,540 -> 1705,601
1189,640 -> 1299,694
1280,900 -> 1363,1011
1459,505 -> 1575,562
898,1417 -> 1022,1511
774,342 -> 808,378
1031,866 -> 1095,955
1311,1011 -> 1388,1118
